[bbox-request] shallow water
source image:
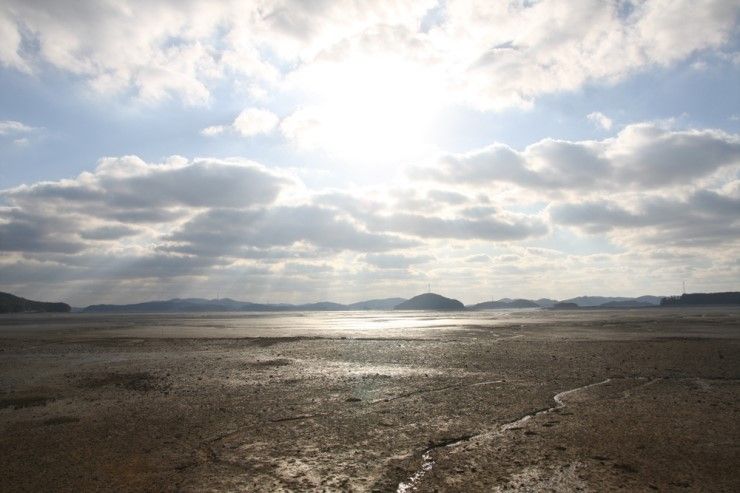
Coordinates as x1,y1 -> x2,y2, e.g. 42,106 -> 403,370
1,306 -> 737,340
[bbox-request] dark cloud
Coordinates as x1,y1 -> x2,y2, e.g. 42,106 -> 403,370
363,211 -> 548,241
79,225 -> 139,240
425,189 -> 469,205
0,253 -> 225,283
0,209 -> 84,253
549,189 -> 740,246
166,206 -> 415,257
0,156 -> 293,254
5,157 -> 290,213
613,126 -> 740,187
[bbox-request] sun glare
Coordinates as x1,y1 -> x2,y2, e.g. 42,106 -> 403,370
292,57 -> 446,165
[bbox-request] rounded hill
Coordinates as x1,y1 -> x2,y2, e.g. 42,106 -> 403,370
393,293 -> 464,310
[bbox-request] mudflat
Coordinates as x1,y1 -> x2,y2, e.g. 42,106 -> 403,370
0,308 -> 738,492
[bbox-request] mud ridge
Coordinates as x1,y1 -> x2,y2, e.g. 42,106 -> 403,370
396,378 -> 613,492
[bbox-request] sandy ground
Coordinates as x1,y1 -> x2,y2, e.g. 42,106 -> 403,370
0,308 -> 738,492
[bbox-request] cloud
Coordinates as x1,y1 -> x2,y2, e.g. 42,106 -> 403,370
549,189 -> 740,247
4,156 -> 291,213
279,107 -> 325,150
282,262 -> 334,275
587,112 -> 613,130
426,190 -> 469,205
0,13 -> 29,72
78,225 -> 139,241
200,125 -> 227,137
363,211 -> 548,242
164,206 -> 415,257
202,107 -> 279,138
0,120 -> 37,135
0,156 -> 293,255
0,253 -> 226,284
465,254 -> 492,263
363,253 -> 434,269
428,123 -> 740,191
448,0 -> 739,109
233,108 -> 279,136
0,1 -> 736,108
0,209 -> 84,254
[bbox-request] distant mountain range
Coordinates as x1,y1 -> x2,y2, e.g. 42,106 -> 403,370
5,291 -> 738,315
82,297 -> 408,313
0,292 -> 71,313
468,295 -> 663,310
559,295 -> 663,307
78,293 -> 668,313
469,299 -> 540,310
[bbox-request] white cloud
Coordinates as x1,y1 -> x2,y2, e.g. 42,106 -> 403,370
0,12 -> 30,72
427,123 -> 740,191
3,155 -> 293,226
200,125 -> 226,137
202,108 -> 279,138
0,0 -> 736,109
587,112 -> 613,130
279,107 -> 325,150
0,120 -> 36,135
233,108 -> 279,137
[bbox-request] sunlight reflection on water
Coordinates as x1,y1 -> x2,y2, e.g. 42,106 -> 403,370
62,309 -> 546,339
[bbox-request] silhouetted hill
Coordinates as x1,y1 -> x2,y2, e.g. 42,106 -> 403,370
552,302 -> 579,310
468,299 -> 540,310
82,299 -> 244,313
561,296 -> 629,307
348,298 -> 406,310
660,292 -> 740,306
83,297 -> 406,313
562,295 -> 662,307
599,300 -> 654,308
635,295 -> 662,305
534,298 -> 558,308
0,292 -> 71,313
394,293 -> 464,310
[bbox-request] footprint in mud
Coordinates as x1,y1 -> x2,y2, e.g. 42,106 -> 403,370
0,395 -> 53,409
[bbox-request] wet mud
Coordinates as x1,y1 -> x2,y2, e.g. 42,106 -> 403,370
0,308 -> 738,491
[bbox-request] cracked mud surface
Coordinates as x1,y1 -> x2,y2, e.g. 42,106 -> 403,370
0,308 -> 738,492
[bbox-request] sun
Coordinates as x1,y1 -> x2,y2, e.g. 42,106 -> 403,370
287,56 -> 447,166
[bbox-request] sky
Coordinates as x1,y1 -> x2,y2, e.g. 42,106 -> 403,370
0,0 -> 739,306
